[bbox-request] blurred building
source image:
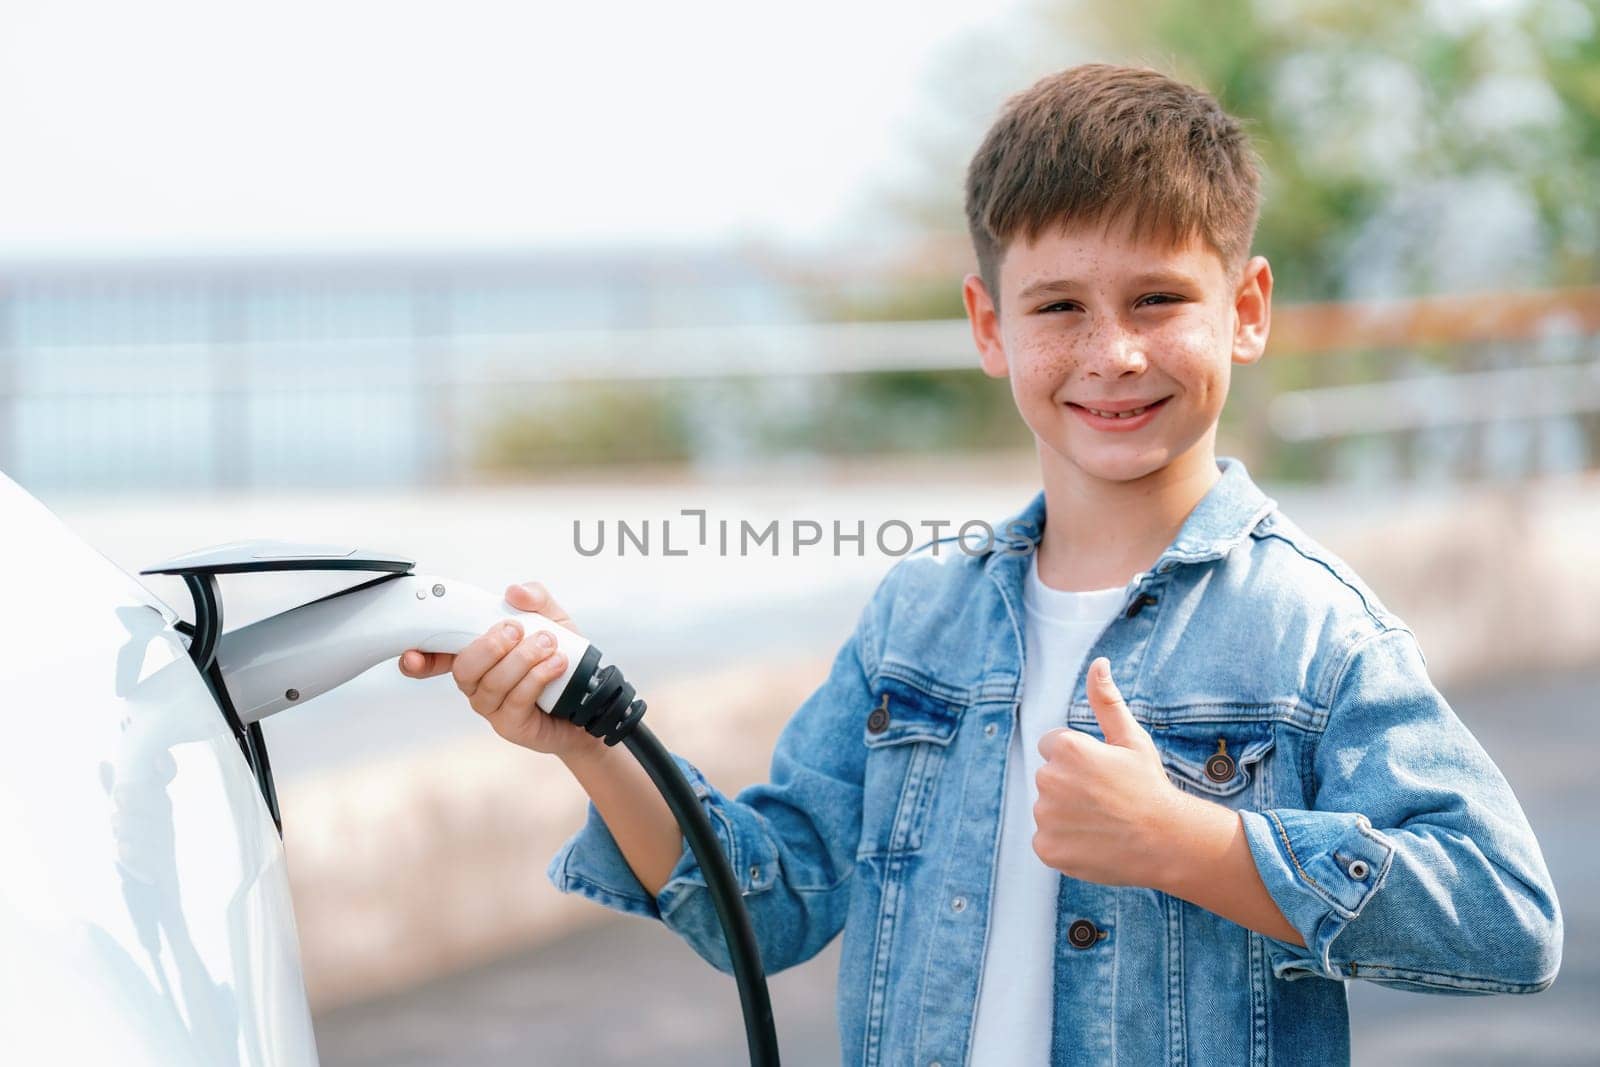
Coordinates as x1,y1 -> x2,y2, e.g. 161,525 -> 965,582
3,248 -> 1595,496
0,248 -> 810,492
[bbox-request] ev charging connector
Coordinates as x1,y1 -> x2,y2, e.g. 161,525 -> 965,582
142,539 -> 780,1066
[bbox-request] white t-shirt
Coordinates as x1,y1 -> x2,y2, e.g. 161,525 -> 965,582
968,555 -> 1126,1065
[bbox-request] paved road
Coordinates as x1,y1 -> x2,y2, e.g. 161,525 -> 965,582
314,664 -> 1600,1066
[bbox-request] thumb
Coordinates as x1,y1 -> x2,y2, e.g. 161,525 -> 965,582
398,649 -> 453,678
505,582 -> 544,611
505,581 -> 578,631
1086,657 -> 1149,750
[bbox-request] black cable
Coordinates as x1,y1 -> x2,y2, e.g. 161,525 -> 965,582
549,651 -> 780,1066
183,583 -> 776,1059
623,725 -> 779,1067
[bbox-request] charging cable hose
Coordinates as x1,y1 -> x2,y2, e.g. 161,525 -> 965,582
551,647 -> 781,1066
149,549 -> 785,1065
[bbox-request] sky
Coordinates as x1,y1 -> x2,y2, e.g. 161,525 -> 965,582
0,0 -> 1025,258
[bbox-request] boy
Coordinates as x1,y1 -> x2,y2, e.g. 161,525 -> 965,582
400,64 -> 1561,1064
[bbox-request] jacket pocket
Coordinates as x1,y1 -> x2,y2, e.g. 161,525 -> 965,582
857,675 -> 962,859
1149,720 -> 1276,806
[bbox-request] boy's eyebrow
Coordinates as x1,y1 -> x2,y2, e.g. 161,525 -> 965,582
1016,270 -> 1203,301
1017,279 -> 1083,300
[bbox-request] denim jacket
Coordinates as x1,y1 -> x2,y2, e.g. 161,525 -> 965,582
548,456 -> 1562,1065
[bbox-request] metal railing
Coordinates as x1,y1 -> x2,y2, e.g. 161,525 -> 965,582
1,276 -> 1596,491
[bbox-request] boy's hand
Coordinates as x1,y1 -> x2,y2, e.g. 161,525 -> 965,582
1032,657 -> 1195,888
398,581 -> 605,760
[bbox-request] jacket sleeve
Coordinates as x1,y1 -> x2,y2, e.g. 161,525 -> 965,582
1238,625 -> 1563,994
546,588 -> 881,975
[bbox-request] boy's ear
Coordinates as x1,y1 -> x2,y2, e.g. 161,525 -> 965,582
963,273 -> 1009,377
1232,255 -> 1273,366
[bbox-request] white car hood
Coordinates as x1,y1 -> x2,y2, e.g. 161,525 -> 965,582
0,472 -> 318,1066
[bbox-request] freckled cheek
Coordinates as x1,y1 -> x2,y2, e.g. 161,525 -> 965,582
1008,334 -> 1079,393
1158,329 -> 1225,404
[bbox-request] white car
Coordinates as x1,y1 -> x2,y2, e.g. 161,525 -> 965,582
0,469 -> 777,1066
0,470 -> 318,1065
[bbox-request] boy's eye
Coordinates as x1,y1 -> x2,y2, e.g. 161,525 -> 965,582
1035,294 -> 1185,313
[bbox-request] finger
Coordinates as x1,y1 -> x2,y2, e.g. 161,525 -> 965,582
1032,796 -> 1052,832
452,621 -> 525,696
1086,657 -> 1149,750
505,581 -> 577,631
473,629 -> 559,714
1031,828 -> 1062,872
1037,727 -> 1080,761
399,649 -> 454,678
487,649 -> 569,735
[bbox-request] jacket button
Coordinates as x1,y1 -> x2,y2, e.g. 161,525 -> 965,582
1124,594 -> 1158,619
867,695 -> 890,734
1347,859 -> 1370,880
1204,738 -> 1236,783
1067,919 -> 1103,949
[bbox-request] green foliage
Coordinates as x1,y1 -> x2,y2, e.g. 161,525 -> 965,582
876,0 -> 1600,305
475,371 -> 1030,476
481,3 -> 1600,483
822,279 -> 968,323
476,382 -> 698,472
808,370 -> 1031,454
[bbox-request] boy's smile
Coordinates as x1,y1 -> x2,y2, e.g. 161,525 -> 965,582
964,217 -> 1273,494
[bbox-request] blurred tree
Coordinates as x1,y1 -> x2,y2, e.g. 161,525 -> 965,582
869,0 -> 1600,306
478,1 -> 1600,481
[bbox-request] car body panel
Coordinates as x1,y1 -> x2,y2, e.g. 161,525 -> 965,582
0,472 -> 318,1066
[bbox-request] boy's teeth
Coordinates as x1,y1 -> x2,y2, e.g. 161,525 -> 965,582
1087,404 -> 1149,418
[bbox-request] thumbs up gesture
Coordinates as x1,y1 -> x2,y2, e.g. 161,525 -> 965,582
1033,657 -> 1194,888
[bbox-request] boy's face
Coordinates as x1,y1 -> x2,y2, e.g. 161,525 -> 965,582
963,219 -> 1271,488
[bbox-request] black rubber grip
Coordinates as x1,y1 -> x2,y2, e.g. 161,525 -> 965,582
548,645 -> 649,747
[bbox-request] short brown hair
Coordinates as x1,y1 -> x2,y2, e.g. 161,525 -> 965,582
964,64 -> 1261,295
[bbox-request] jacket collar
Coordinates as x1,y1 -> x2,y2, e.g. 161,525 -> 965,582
984,456 -> 1278,572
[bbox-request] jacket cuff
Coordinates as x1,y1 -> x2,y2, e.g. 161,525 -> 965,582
547,753 -> 778,923
654,758 -> 781,922
546,795 -> 664,920
1239,807 -> 1397,980
547,755 -> 718,920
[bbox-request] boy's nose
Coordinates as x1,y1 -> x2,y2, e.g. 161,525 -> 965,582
1086,329 -> 1148,378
